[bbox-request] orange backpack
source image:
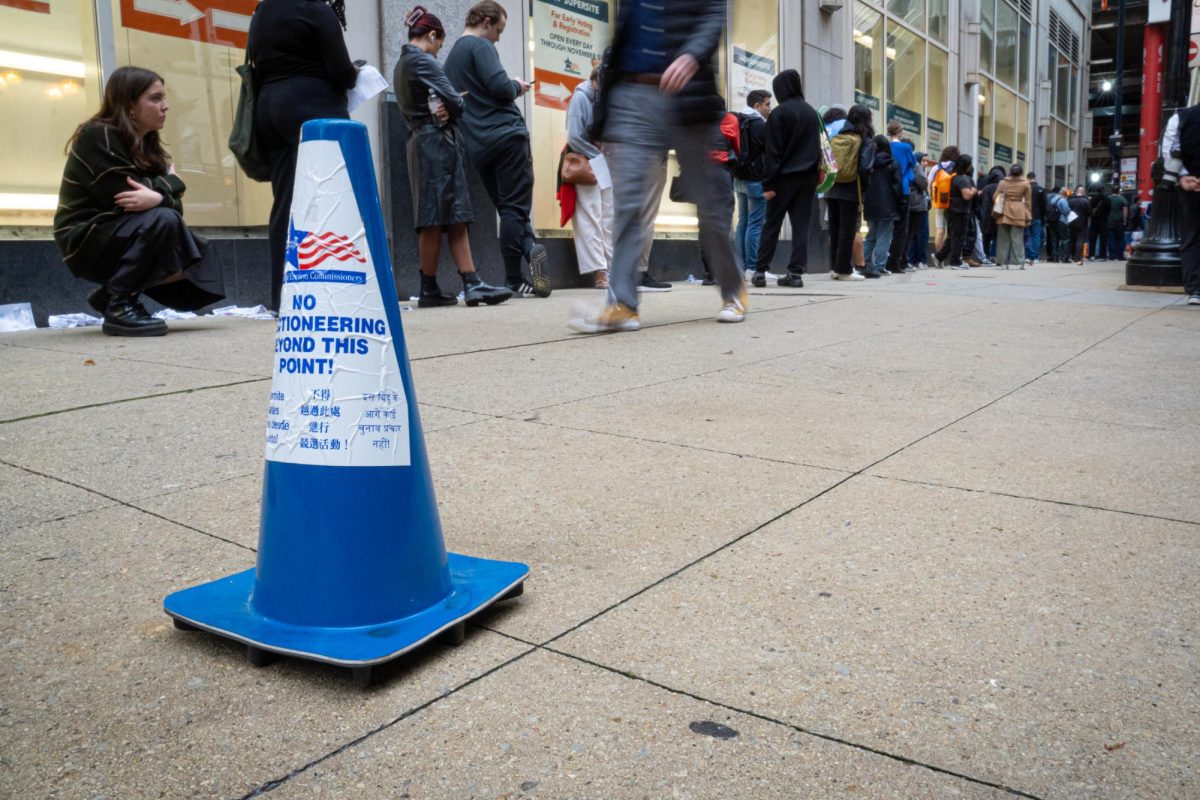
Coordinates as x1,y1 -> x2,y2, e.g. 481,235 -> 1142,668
931,168 -> 955,210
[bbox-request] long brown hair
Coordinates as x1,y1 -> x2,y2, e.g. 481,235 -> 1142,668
68,66 -> 170,174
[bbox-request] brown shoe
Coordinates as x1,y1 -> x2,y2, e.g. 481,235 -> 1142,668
594,269 -> 609,289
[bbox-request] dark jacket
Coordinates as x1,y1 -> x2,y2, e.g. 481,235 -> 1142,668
394,44 -> 465,131
734,111 -> 767,182
54,122 -> 186,278
1089,194 -> 1112,227
862,145 -> 903,221
1029,181 -> 1046,221
1067,194 -> 1091,228
760,69 -> 820,191
443,35 -> 528,163
248,0 -> 356,90
592,0 -> 725,140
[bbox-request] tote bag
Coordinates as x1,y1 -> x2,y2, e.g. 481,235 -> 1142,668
229,54 -> 271,182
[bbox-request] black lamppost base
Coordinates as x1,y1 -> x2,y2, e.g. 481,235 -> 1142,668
1127,178 -> 1184,287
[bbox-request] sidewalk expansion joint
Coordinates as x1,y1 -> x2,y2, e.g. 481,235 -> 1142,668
0,377 -> 270,426
235,646 -> 539,799
535,642 -> 1044,799
868,473 -> 1200,528
0,340 -> 271,380
0,459 -> 256,553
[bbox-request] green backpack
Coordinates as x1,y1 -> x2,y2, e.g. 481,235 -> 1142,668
829,133 -> 861,184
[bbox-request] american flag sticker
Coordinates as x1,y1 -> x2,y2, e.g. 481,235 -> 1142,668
285,220 -> 369,284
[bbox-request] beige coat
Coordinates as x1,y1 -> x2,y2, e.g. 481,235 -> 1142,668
995,177 -> 1032,226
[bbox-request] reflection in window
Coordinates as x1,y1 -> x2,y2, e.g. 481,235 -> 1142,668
0,0 -> 98,225
995,0 -> 1018,89
886,23 -> 925,152
886,0 -> 923,34
1018,18 -> 1031,95
980,0 -> 995,76
979,77 -> 993,171
929,0 -> 949,45
853,4 -> 884,129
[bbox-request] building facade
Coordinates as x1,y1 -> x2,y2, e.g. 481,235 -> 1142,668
0,0 -> 1090,318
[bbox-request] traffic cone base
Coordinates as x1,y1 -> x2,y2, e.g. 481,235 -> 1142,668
164,554 -> 526,666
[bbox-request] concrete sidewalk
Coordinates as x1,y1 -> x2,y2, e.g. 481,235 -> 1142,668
1,261 -> 1197,799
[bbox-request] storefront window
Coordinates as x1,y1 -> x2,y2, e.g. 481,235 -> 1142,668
979,77 -> 993,172
1016,98 -> 1028,165
1018,18 -> 1031,95
994,84 -> 1016,168
928,0 -> 949,45
926,45 -> 948,155
529,1 -> 612,233
995,0 -> 1018,90
109,0 -> 271,228
886,23 -> 925,151
0,0 -> 101,226
853,4 -> 884,129
886,0 -> 923,34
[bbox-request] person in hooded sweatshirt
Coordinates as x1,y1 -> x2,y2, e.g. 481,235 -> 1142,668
861,134 -> 903,278
752,69 -> 820,288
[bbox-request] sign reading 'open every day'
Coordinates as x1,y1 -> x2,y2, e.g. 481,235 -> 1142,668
118,0 -> 256,50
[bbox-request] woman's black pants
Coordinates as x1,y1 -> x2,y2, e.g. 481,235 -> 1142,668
255,77 -> 349,311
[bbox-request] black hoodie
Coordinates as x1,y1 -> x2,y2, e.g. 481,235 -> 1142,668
760,69 -> 820,191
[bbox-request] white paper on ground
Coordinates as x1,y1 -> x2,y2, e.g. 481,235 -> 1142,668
0,302 -> 36,332
210,304 -> 276,320
589,154 -> 613,190
153,309 -> 198,321
347,65 -> 388,113
47,313 -> 102,328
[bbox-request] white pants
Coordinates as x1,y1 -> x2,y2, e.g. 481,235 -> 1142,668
573,182 -> 614,274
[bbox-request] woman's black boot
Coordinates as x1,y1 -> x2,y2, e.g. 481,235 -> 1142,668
418,274 -> 458,308
461,272 -> 513,307
102,293 -> 167,337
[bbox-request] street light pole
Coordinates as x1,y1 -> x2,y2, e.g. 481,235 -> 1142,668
1109,0 -> 1125,188
1126,0 -> 1190,286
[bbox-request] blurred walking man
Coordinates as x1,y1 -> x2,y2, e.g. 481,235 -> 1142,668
568,0 -> 746,332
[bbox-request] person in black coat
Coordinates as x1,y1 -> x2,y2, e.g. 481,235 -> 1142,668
752,69 -> 820,288
1067,185 -> 1091,264
247,0 -> 358,312
1088,185 -> 1113,260
861,134 -> 903,278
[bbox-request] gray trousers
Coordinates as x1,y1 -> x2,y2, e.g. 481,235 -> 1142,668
604,83 -> 743,309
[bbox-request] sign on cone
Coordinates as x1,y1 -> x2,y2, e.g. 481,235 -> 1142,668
164,119 -> 528,686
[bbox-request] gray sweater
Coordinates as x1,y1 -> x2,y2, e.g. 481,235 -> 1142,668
565,81 -> 600,159
443,34 -> 527,163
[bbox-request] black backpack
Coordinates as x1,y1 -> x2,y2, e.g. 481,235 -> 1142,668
732,112 -> 763,181
1044,195 -> 1061,223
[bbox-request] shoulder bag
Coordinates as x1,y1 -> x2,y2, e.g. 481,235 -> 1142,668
229,51 -> 271,182
560,151 -> 596,185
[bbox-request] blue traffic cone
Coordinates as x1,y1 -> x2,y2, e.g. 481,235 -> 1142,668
164,119 -> 528,685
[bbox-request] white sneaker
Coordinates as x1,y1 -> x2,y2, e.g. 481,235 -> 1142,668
834,272 -> 866,281
916,263 -> 928,270
716,290 -> 748,323
1188,294 -> 1200,305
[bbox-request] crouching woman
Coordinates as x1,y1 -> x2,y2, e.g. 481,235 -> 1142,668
54,66 -> 224,336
